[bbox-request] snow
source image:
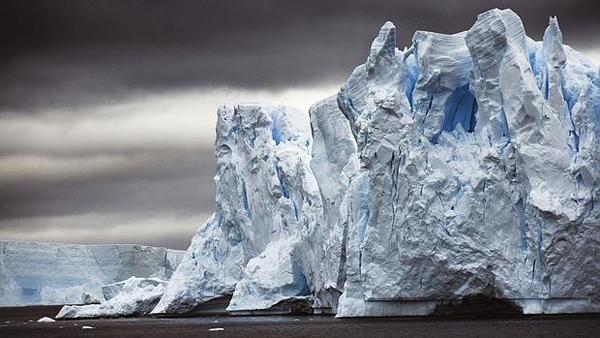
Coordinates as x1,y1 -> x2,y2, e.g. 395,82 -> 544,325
56,277 -> 168,319
0,240 -> 184,307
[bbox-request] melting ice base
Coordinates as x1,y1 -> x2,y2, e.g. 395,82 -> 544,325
53,8 -> 600,318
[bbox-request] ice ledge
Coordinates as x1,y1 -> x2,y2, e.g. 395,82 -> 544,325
336,298 -> 595,318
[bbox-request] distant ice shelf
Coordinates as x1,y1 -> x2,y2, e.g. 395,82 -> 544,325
0,240 -> 184,307
56,277 -> 169,319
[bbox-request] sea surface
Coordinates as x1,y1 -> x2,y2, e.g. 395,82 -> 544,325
1,305 -> 598,337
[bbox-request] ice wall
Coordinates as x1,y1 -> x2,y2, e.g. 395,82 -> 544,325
336,9 -> 600,316
154,8 -> 600,317
152,103 -> 318,314
0,240 -> 184,306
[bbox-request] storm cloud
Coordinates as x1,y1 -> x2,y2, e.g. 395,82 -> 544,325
1,0 -> 598,249
2,0 -> 599,111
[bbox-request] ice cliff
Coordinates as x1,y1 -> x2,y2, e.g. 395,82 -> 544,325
154,9 -> 599,317
153,103 -> 317,314
0,240 -> 184,306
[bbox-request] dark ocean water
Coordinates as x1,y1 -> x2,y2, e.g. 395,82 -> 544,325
1,305 -> 598,338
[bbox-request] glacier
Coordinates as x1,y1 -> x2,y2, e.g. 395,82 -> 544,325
150,9 -> 599,318
0,240 -> 184,307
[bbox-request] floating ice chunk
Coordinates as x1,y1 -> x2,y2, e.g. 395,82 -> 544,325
102,277 -> 166,301
56,277 -> 168,319
81,292 -> 101,304
36,317 -> 55,323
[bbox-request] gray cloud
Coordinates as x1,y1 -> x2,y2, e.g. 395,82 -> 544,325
0,212 -> 209,250
0,151 -> 214,219
1,0 -> 598,111
0,86 -> 336,249
0,0 -> 598,249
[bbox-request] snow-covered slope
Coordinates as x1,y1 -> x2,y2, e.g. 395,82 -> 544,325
0,240 -> 184,306
155,8 -> 599,317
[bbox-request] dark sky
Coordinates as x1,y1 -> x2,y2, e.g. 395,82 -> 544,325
1,0 -> 599,249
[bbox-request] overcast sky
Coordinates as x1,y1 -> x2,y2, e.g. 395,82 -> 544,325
1,0 -> 599,250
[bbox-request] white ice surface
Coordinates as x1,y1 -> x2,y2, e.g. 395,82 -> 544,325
227,238 -> 310,311
36,317 -> 55,323
336,9 -> 600,316
0,240 -> 184,306
153,103 -> 317,314
56,277 -> 168,319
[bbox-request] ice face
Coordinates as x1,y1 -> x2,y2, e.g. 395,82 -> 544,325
154,9 -> 600,317
336,8 -> 600,316
293,95 -> 358,311
226,238 -> 310,312
0,240 -> 184,307
152,103 -> 319,314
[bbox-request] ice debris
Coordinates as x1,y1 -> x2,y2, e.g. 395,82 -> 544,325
36,317 -> 55,323
56,277 -> 168,319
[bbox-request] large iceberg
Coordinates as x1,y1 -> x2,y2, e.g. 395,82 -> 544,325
0,240 -> 184,306
154,9 -> 599,317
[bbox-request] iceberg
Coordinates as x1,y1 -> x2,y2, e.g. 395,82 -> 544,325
0,240 -> 184,306
159,9 -> 600,317
334,9 -> 600,317
56,277 -> 168,319
36,317 -> 56,323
